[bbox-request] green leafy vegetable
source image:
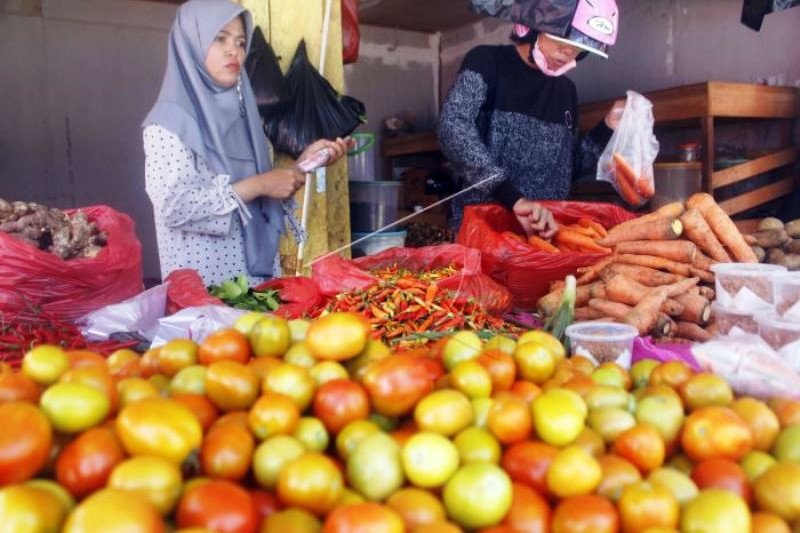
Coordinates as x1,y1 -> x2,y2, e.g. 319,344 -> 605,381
208,274 -> 282,312
544,275 -> 575,350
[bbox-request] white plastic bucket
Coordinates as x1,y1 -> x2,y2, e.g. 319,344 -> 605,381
347,132 -> 377,181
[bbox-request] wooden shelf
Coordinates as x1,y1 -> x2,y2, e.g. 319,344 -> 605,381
382,132 -> 439,158
579,81 -> 800,216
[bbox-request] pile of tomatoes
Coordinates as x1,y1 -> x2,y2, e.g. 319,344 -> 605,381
1,309 -> 800,532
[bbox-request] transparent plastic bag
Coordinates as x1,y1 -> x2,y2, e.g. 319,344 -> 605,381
78,283 -> 168,341
597,91 -> 659,207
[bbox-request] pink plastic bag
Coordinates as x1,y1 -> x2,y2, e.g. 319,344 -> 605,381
457,202 -> 636,309
165,269 -> 223,314
255,277 -> 325,319
312,244 -> 512,313
0,205 -> 143,323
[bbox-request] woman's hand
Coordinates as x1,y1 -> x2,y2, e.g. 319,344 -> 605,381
297,137 -> 352,168
260,168 -> 306,200
513,199 -> 558,239
604,99 -> 626,130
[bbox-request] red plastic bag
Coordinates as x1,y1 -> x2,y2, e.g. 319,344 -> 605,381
255,277 -> 325,319
312,244 -> 513,313
342,0 -> 360,64
457,202 -> 636,309
0,205 -> 143,323
165,269 -> 223,315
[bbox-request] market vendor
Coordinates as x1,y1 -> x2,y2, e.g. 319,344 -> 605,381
143,0 -> 348,285
438,0 -> 625,237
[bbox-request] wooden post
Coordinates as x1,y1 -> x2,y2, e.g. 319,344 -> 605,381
240,0 -> 351,275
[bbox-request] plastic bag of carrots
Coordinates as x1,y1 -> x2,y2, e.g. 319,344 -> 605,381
457,202 -> 636,309
597,90 -> 659,207
311,244 -> 513,314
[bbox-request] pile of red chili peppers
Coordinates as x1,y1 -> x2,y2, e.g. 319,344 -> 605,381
0,316 -> 137,367
318,264 -> 522,346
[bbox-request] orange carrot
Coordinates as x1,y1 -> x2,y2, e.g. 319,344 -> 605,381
692,249 -> 716,272
674,293 -> 712,325
674,321 -> 712,342
599,263 -> 683,287
575,306 -> 608,321
537,283 -> 596,316
614,167 -> 644,206
620,287 -> 670,336
604,274 -> 687,316
588,298 -> 633,318
679,208 -> 732,263
597,218 -> 684,247
688,266 -> 715,284
614,253 -> 693,277
615,240 -> 698,264
555,228 -> 613,254
578,218 -> 609,237
637,177 -> 655,199
565,224 -> 600,238
613,152 -> 639,189
604,202 -> 685,241
685,193 -> 758,263
528,235 -> 560,254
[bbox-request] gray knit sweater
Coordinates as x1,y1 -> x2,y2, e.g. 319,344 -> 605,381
438,45 -> 612,229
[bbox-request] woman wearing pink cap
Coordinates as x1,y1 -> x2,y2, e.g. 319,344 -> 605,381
439,0 -> 625,237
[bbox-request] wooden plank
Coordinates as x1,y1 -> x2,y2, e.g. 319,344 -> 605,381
717,177 -> 796,215
358,0 -> 482,32
708,81 -> 800,118
734,219 -> 763,235
382,132 -> 439,157
712,147 -> 798,189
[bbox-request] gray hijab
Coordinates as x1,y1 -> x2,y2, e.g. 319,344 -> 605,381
143,0 -> 283,278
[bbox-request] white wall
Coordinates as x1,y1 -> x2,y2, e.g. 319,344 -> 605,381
344,24 -> 440,179
440,0 -> 800,104
0,0 -> 176,281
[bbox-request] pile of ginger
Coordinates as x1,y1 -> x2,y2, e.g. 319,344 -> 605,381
0,198 -> 107,259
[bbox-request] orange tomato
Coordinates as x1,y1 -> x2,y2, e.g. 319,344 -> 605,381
753,462 -> 800,522
204,361 -> 260,412
249,315 -> 291,358
248,392 -> 300,440
55,426 -> 126,498
649,360 -> 693,389
386,488 -> 446,530
106,349 -> 141,378
323,502 -> 404,533
176,479 -> 258,533
66,350 -> 108,370
502,483 -> 551,533
596,454 -> 642,502
477,350 -> 516,392
0,369 -> 41,404
551,494 -> 619,533
277,452 -> 343,516
612,424 -> 665,473
362,355 -> 435,418
59,366 -> 119,414
681,406 -> 754,462
157,339 -> 198,377
508,380 -> 541,403
731,397 -> 780,452
312,378 -> 370,434
680,489 -> 750,533
170,393 -> 219,433
618,481 -> 680,532
751,512 -> 791,533
63,488 -> 165,533
691,457 -> 752,505
768,397 -> 800,427
198,328 -> 251,365
486,393 -> 532,445
546,446 -> 602,498
0,484 -> 67,532
305,312 -> 369,362
501,440 -> 558,496
247,356 -> 283,381
200,423 -> 255,481
115,398 -> 202,465
0,401 -> 52,484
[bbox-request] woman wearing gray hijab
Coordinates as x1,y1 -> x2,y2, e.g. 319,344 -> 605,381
144,0 -> 347,285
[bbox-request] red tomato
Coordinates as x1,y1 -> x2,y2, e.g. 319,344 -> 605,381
611,423 -> 666,473
312,379 -> 370,434
691,457 -> 753,505
618,481 -> 680,532
477,350 -> 517,392
198,328 -> 251,365
201,423 -> 255,481
170,393 -> 220,433
362,355 -> 435,417
177,479 -> 258,533
500,440 -> 558,496
250,489 -> 282,525
552,494 -> 619,533
323,502 -> 404,533
487,393 -> 532,445
0,401 -> 52,484
502,483 -> 550,533
681,406 -> 754,462
56,426 -> 126,498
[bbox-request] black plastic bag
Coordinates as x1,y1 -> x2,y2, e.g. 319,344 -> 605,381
264,40 -> 366,159
245,26 -> 290,119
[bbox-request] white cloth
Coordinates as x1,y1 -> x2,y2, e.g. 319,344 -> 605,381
144,124 -> 267,286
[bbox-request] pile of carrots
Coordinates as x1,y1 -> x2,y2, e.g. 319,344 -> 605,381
538,193 -> 757,343
524,218 -> 612,255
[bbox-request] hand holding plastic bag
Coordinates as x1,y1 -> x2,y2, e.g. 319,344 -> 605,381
597,91 -> 659,207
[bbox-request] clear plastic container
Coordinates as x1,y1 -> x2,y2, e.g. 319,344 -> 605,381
351,230 -> 407,257
712,301 -> 770,335
772,272 -> 800,319
756,310 -> 800,351
710,263 -> 787,308
349,180 -> 403,232
565,322 -> 638,366
650,162 -> 702,211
